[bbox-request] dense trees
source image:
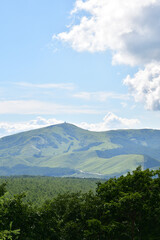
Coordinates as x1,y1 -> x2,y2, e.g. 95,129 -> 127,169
96,167 -> 160,239
0,177 -> 100,206
0,167 -> 160,239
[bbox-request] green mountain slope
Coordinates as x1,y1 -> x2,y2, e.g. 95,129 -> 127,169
0,123 -> 160,177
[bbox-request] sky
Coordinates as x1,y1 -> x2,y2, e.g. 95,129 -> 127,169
1,0 -> 160,137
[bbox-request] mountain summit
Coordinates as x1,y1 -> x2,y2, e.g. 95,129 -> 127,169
0,123 -> 160,178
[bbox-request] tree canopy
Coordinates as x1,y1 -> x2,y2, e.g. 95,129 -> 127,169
0,167 -> 160,239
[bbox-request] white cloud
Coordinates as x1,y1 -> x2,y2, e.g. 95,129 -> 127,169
124,62 -> 160,110
0,113 -> 140,138
121,102 -> 128,108
73,91 -> 129,101
54,0 -> 160,111
0,100 -> 101,114
78,112 -> 140,131
0,117 -> 64,137
54,0 -> 160,66
15,82 -> 75,90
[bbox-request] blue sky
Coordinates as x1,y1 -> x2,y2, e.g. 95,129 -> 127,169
1,0 -> 160,136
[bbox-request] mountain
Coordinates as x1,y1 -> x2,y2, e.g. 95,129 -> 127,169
0,123 -> 160,178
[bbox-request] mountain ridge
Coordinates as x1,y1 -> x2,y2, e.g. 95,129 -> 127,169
0,123 -> 160,178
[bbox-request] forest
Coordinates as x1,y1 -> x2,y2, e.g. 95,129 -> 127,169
0,167 -> 160,240
0,177 -> 101,206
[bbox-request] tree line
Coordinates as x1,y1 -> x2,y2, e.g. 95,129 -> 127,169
0,167 -> 160,239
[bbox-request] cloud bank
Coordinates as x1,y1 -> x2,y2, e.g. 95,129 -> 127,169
79,112 -> 140,131
0,113 -> 140,137
0,117 -> 63,137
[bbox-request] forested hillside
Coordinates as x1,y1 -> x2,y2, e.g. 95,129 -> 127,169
0,167 -> 160,239
0,177 -> 102,206
0,123 -> 160,177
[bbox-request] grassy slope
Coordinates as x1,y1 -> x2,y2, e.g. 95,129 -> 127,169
0,123 -> 160,176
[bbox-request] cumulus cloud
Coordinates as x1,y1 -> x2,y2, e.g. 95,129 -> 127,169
54,0 -> 160,66
124,62 -> 160,110
0,113 -> 140,137
54,0 -> 160,111
78,112 -> 140,131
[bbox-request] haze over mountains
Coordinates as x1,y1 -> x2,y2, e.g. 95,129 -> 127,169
0,123 -> 160,178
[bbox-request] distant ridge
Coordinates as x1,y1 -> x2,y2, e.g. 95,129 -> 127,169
0,123 -> 160,178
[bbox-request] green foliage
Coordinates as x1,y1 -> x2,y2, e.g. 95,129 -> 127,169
0,183 -> 6,197
0,223 -> 20,240
0,177 -> 101,206
0,186 -> 20,240
96,166 -> 160,239
0,167 -> 160,239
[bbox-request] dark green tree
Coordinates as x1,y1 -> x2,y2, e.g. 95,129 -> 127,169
97,167 -> 160,239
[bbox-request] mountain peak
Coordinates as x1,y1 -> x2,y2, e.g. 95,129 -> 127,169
0,125 -> 160,178
47,122 -> 87,133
